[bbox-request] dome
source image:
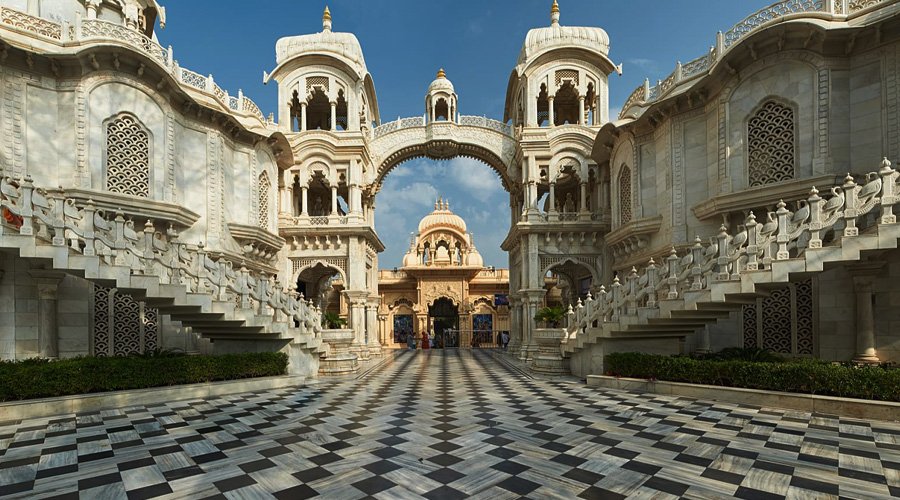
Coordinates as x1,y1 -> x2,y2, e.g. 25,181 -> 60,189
418,199 -> 467,234
466,249 -> 484,267
517,2 -> 610,67
274,7 -> 368,77
428,68 -> 455,94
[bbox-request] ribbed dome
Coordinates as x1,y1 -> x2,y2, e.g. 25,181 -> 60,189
518,25 -> 610,66
418,200 -> 466,233
274,8 -> 367,76
428,68 -> 455,94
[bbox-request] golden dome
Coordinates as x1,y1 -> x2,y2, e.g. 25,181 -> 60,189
417,199 -> 467,233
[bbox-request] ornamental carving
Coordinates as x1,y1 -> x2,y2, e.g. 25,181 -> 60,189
742,279 -> 814,355
748,100 -> 796,187
423,283 -> 462,306
92,285 -> 159,356
106,113 -> 151,198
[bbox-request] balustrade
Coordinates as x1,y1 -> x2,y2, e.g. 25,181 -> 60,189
566,159 -> 900,339
0,173 -> 321,334
618,0 -> 888,118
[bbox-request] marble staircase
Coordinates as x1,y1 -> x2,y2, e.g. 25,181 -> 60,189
0,173 -> 324,368
562,159 -> 900,372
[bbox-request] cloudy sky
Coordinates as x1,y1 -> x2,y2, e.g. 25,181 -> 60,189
160,0 -> 774,267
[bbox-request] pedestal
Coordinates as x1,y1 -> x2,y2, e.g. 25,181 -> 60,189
530,328 -> 569,375
318,329 -> 359,375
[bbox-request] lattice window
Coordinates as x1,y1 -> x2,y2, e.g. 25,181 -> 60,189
306,76 -> 329,94
747,100 -> 795,187
742,278 -> 814,355
618,165 -> 632,224
106,113 -> 150,197
555,69 -> 579,87
258,171 -> 271,229
92,285 -> 159,356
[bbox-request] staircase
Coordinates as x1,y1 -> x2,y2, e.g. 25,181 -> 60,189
0,172 -> 324,369
563,159 -> 900,371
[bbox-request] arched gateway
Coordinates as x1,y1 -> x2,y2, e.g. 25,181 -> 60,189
270,3 -> 616,368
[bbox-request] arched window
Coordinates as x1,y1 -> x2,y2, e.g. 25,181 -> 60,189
618,165 -> 632,224
335,89 -> 348,130
105,113 -> 150,198
553,81 -> 579,125
536,84 -> 549,127
748,100 -> 795,187
434,98 -> 449,121
258,171 -> 271,229
306,87 -> 331,131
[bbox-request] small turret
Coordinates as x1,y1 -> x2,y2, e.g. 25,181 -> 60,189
551,0 -> 560,27
323,6 -> 332,32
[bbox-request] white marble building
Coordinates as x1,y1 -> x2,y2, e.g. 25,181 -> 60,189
0,0 -> 898,378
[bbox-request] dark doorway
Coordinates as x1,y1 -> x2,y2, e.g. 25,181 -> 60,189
429,297 -> 459,348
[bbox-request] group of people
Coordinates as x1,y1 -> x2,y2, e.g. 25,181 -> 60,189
496,331 -> 510,350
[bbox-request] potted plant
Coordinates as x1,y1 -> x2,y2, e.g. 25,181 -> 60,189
533,306 -> 564,328
321,311 -> 347,329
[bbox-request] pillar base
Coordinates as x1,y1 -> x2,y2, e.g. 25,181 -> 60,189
319,329 -> 360,375
366,343 -> 383,356
349,343 -> 371,361
852,353 -> 881,364
530,328 -> 570,375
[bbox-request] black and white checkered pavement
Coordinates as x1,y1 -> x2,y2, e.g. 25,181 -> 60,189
0,349 -> 898,498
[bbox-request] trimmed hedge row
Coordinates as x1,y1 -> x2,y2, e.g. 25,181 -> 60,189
605,352 -> 900,402
0,352 -> 289,402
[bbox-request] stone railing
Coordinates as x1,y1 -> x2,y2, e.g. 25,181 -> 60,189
372,114 -> 513,138
0,173 -> 321,334
0,6 -> 62,39
0,9 -> 269,125
567,159 -> 900,336
619,0 -> 892,118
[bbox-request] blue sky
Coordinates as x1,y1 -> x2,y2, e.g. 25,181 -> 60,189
160,0 -> 774,268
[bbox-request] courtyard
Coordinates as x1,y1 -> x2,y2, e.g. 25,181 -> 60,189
0,350 -> 898,499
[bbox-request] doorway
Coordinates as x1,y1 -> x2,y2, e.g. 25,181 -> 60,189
429,297 -> 459,348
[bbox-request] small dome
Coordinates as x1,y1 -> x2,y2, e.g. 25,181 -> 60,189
466,249 -> 484,267
428,68 -> 455,94
274,7 -> 368,76
517,2 -> 610,67
418,199 -> 466,233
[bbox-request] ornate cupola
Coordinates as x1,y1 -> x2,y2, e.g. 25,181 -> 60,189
426,68 -> 458,123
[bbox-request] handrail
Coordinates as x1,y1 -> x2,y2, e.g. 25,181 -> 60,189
0,172 -> 321,336
619,0 -> 892,119
566,159 -> 899,341
0,8 -> 270,125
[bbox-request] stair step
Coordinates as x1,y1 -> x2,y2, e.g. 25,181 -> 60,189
647,318 -> 710,327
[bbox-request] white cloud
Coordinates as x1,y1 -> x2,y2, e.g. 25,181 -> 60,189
443,158 -> 503,197
627,57 -> 658,74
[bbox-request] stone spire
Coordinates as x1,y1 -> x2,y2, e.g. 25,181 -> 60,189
551,0 -> 560,26
323,6 -> 332,32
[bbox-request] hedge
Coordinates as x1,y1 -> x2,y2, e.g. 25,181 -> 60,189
0,352 -> 288,402
605,352 -> 900,402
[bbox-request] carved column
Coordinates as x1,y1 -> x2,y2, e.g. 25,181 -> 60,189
851,265 -> 882,363
27,0 -> 40,15
300,103 -> 307,132
578,96 -> 585,125
85,0 -> 101,19
30,271 -> 65,359
330,102 -> 337,130
547,96 -> 555,127
548,182 -> 557,214
330,186 -> 338,215
579,181 -> 588,212
366,296 -> 382,355
300,185 -> 309,216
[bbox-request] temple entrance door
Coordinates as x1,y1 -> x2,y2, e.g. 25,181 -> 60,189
429,297 -> 459,348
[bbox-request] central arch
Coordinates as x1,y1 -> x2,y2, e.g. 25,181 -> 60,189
367,121 -> 520,195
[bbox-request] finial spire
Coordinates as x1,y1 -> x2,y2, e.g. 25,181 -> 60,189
551,0 -> 560,26
437,68 -> 446,79
323,6 -> 332,32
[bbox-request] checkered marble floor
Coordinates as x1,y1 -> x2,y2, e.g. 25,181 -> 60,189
1,350 -> 899,499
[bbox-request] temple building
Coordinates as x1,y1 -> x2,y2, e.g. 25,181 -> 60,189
376,199 -> 509,348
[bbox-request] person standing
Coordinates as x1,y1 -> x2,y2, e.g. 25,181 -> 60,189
421,331 -> 430,350
407,330 -> 416,350
501,331 -> 510,351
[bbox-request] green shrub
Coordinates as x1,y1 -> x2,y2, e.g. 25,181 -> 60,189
605,352 -> 900,402
693,347 -> 784,363
0,352 -> 288,402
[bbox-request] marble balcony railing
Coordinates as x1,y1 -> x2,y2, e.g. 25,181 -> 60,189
0,172 -> 322,343
0,7 -> 270,126
563,158 -> 900,352
620,0 -> 895,119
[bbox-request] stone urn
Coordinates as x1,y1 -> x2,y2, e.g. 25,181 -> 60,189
530,328 -> 570,375
319,329 -> 359,375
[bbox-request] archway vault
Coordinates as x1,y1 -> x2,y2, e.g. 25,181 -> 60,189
367,122 -> 520,196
